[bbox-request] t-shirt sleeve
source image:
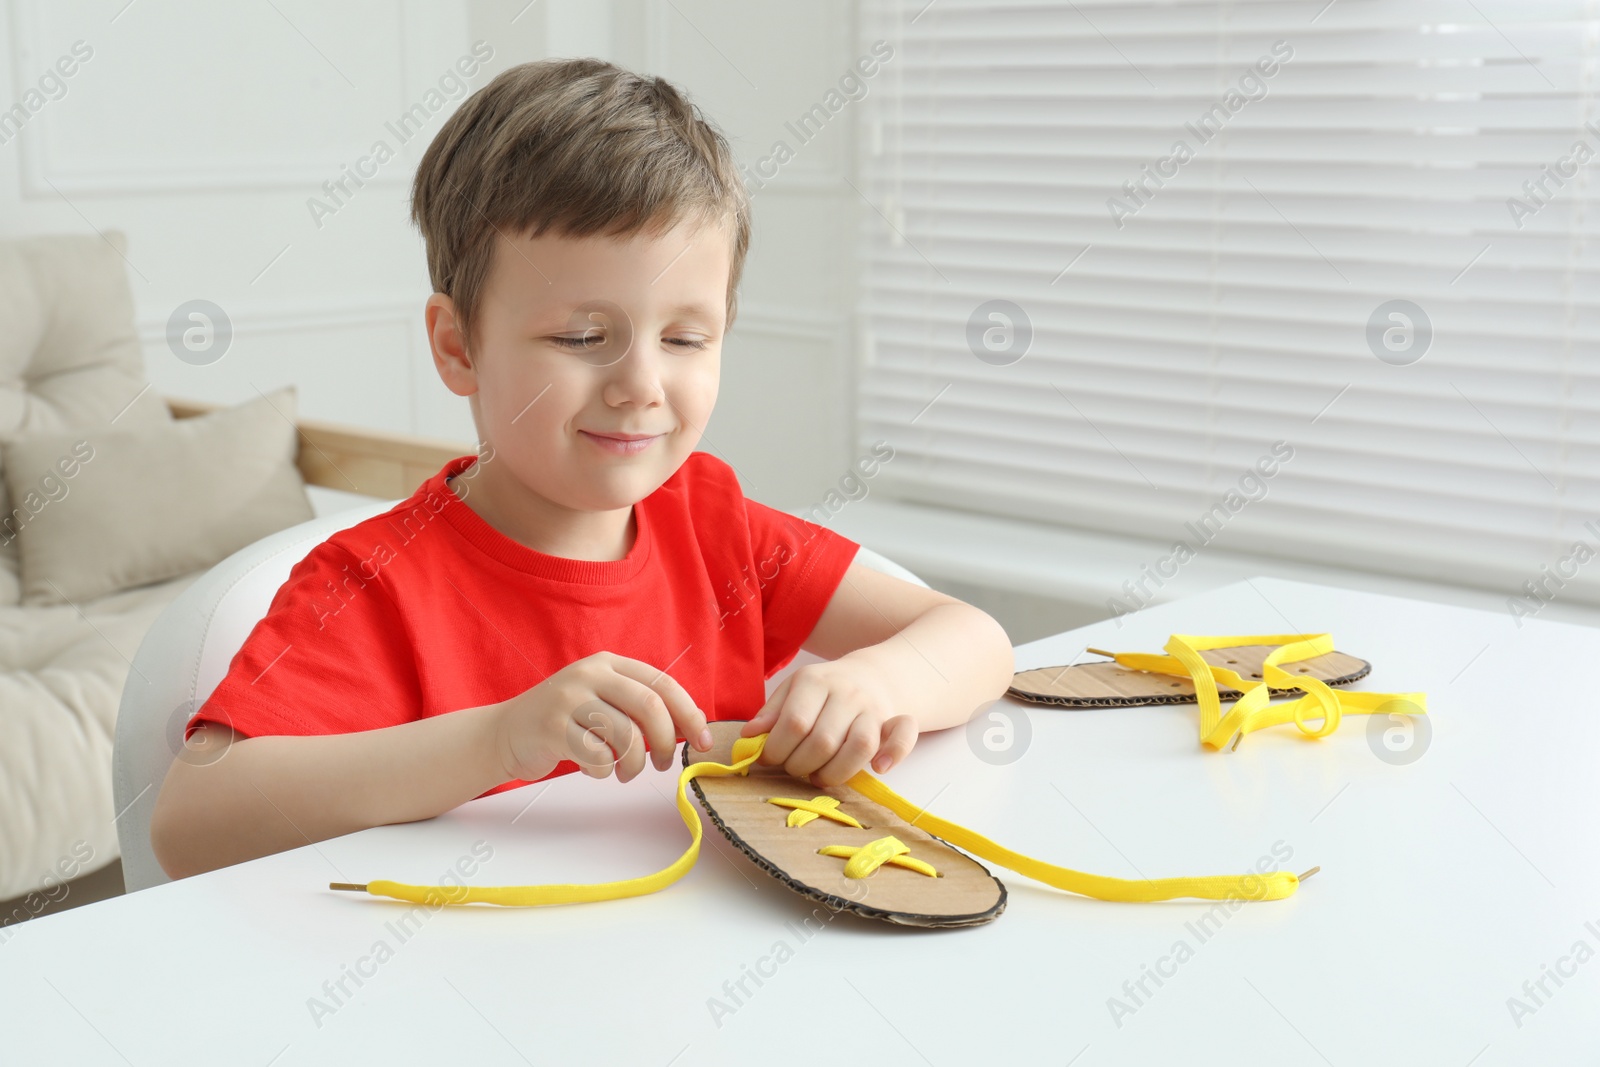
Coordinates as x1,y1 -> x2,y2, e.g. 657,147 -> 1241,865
185,540 -> 423,741
742,497 -> 860,679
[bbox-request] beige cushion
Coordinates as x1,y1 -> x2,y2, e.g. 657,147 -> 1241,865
0,231 -> 173,606
1,386 -> 314,606
0,568 -> 201,900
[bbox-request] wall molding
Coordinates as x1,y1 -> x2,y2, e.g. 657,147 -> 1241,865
137,299 -> 847,345
11,0 -> 432,196
134,298 -> 420,343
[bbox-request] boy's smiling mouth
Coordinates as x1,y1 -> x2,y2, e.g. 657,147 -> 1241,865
579,429 -> 665,455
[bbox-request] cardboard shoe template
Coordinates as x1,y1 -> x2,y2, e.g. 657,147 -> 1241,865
684,722 -> 1006,927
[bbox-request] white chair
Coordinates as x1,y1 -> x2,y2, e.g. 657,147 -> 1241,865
112,504 -> 927,893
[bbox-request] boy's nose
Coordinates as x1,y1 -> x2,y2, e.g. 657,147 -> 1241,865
599,341 -> 667,405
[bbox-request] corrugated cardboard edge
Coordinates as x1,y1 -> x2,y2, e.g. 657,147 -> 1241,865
684,732 -> 1007,929
1009,648 -> 1371,708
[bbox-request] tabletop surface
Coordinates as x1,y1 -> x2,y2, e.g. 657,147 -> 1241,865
2,577 -> 1596,1065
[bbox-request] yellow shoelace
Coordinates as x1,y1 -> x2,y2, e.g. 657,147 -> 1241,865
766,794 -> 863,829
332,731 -> 1314,909
1089,632 -> 1427,750
762,796 -> 939,877
817,834 -> 940,879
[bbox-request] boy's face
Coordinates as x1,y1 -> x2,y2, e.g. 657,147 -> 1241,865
428,215 -> 729,537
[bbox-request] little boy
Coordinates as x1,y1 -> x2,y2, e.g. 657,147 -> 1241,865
150,57 -> 1014,880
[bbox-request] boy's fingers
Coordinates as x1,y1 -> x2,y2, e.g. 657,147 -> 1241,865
758,676 -> 824,768
739,705 -> 773,736
608,655 -> 710,755
874,715 -> 919,773
740,678 -> 790,738
810,713 -> 881,787
566,705 -> 636,779
590,674 -> 675,771
611,704 -> 651,781
785,699 -> 857,780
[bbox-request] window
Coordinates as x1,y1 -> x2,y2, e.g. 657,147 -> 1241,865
856,0 -> 1600,606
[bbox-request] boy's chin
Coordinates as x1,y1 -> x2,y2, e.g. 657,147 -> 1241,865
571,469 -> 673,507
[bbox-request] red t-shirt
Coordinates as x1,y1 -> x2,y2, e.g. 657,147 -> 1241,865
185,451 -> 860,798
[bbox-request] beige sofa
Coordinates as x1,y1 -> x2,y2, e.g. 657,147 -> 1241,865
0,232 -> 465,922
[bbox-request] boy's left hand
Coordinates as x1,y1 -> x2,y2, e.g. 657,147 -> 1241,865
739,657 -> 918,787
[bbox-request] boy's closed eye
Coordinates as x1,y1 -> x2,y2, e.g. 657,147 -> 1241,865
548,333 -> 710,350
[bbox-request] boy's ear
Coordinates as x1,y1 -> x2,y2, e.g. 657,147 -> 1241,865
425,292 -> 477,397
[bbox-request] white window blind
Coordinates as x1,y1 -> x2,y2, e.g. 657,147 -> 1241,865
856,0 -> 1600,609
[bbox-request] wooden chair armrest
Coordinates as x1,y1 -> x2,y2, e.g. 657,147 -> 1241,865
165,395 -> 473,501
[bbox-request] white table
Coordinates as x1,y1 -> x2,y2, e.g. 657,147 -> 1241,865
3,577 -> 1596,1065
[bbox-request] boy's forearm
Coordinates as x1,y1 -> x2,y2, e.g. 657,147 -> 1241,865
840,602 -> 1015,733
151,701 -> 510,880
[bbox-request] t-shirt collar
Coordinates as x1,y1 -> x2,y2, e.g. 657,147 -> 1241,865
426,455 -> 652,584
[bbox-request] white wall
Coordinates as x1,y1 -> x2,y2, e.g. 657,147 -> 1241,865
8,2 -> 1592,642
0,0 -> 862,510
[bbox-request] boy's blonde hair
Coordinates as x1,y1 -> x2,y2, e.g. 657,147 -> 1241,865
411,57 -> 751,357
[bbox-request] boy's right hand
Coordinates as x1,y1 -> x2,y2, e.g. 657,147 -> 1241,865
494,652 -> 713,784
